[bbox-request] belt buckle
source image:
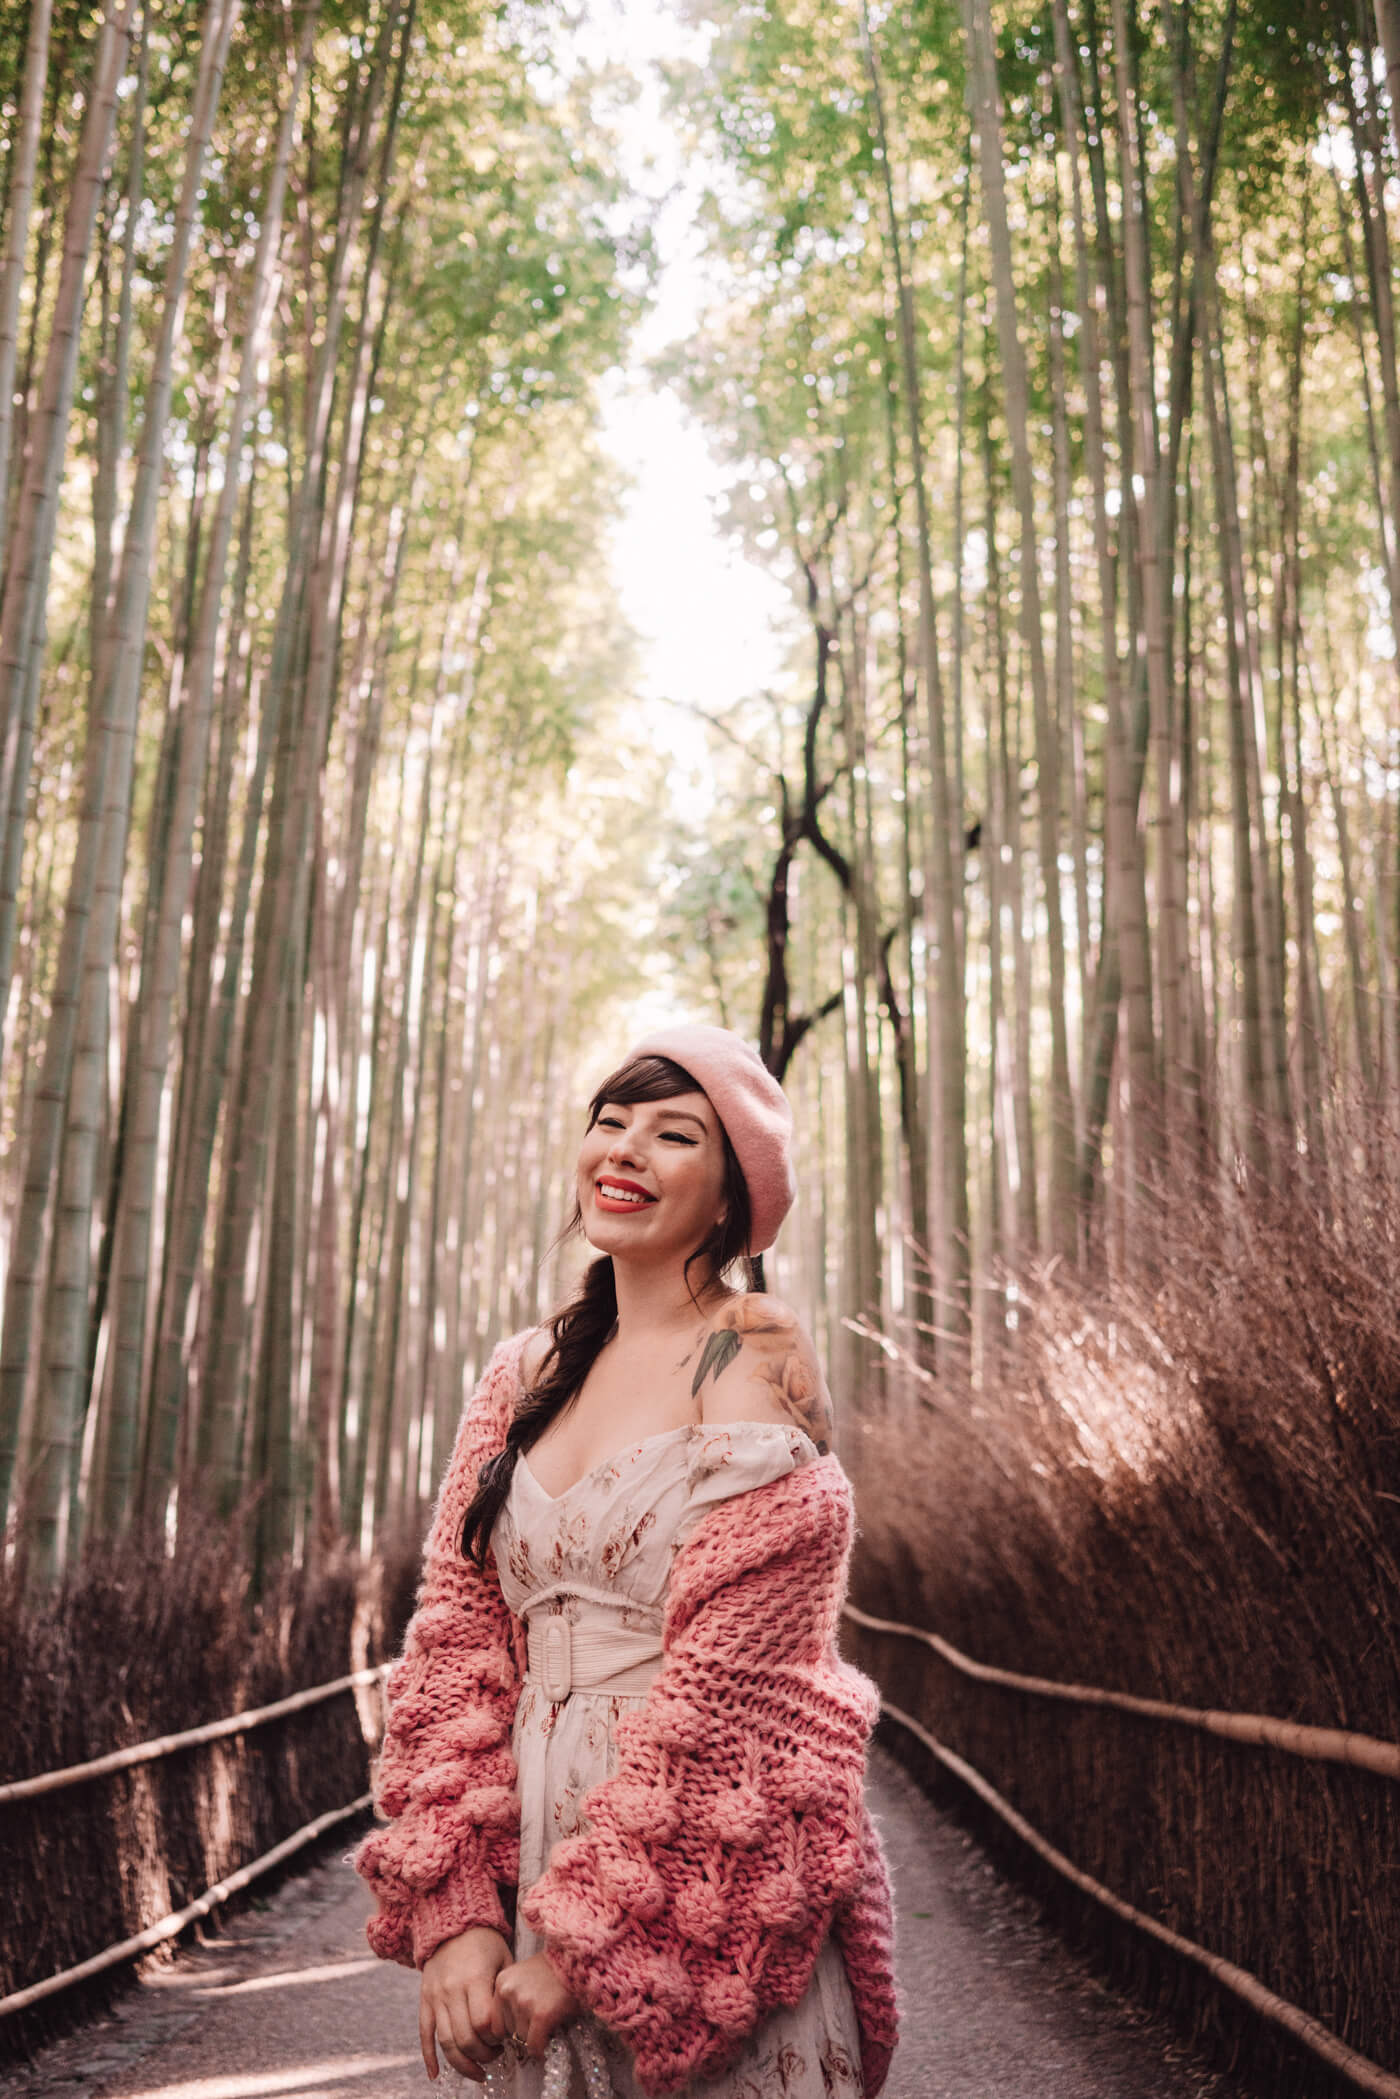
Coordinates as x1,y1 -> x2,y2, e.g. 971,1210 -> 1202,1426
541,1616 -> 572,1702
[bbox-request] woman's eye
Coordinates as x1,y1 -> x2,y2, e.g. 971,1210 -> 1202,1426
661,1132 -> 697,1145
597,1115 -> 624,1129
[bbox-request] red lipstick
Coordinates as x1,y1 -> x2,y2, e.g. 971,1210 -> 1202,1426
594,1176 -> 656,1213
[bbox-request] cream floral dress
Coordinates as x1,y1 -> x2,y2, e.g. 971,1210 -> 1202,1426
487,1421 -> 865,2099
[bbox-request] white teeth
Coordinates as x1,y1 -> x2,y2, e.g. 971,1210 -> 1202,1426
598,1183 -> 650,1204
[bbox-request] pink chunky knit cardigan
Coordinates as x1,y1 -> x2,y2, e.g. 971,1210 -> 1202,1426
356,1333 -> 898,2097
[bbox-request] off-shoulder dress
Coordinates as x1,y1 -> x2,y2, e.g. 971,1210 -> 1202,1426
486,1419 -> 864,2099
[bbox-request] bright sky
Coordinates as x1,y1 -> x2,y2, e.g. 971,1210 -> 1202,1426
549,0 -> 802,1046
583,0 -> 801,769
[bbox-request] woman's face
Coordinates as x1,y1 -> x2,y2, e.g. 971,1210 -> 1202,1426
576,1090 -> 729,1267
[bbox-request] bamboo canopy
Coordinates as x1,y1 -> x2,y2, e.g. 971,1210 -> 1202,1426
3,0 -> 1400,2082
0,0 -> 1393,1607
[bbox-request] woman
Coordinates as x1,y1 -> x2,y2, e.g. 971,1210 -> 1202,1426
357,1023 -> 898,2098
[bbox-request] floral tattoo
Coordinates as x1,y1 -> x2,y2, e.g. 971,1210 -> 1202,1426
688,1296 -> 833,1453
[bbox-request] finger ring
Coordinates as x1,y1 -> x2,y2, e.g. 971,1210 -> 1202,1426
507,2033 -> 526,2061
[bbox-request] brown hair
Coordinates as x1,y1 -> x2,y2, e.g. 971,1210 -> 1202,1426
458,1054 -> 759,1565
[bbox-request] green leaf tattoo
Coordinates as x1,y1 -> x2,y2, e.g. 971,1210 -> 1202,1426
690,1327 -> 742,1398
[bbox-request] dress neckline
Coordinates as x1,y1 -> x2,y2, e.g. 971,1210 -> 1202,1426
518,1423 -> 695,1504
516,1418 -> 818,1505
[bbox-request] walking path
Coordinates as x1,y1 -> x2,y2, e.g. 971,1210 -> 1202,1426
7,1747 -> 1237,2099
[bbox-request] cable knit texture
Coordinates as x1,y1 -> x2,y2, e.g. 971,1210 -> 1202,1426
355,1339 -> 522,1966
357,1332 -> 899,2097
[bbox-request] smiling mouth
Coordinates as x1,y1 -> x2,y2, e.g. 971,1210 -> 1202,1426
595,1180 -> 656,1207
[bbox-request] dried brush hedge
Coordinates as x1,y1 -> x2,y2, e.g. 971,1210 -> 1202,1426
0,1522 -> 420,2061
847,1129 -> 1400,2098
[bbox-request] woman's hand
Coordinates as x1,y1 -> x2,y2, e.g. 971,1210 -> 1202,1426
419,1926 -> 512,2082
494,1951 -> 581,2060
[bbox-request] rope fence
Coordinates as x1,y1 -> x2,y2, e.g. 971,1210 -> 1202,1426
843,1602 -> 1400,2099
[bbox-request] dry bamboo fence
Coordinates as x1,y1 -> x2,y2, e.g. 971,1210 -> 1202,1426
0,1663 -> 391,2042
0,1665 -> 391,1805
0,1794 -> 373,2018
843,1602 -> 1400,2099
0,1628 -> 398,2057
8,1593 -> 1394,2086
0,1662 -> 388,2023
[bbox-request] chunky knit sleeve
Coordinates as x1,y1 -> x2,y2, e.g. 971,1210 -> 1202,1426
354,1337 -> 524,1969
519,1455 -> 896,2096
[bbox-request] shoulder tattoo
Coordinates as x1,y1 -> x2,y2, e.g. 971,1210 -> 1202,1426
690,1327 -> 742,1394
689,1297 -> 833,1454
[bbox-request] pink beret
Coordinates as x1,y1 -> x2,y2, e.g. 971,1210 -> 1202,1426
626,1023 -> 796,1254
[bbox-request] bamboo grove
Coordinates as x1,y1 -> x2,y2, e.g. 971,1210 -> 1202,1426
654,0 -> 1400,1401
5,0 -> 1400,1588
0,0 -> 649,1585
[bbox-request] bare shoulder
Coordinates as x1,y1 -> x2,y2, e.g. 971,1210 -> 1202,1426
690,1293 -> 834,1455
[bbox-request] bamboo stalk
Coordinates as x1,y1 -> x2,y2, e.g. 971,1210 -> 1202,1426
0,5 -> 136,1534
101,0 -> 316,1537
964,0 -> 1076,1248
859,2 -> 969,1347
0,0 -> 55,582
26,0 -> 244,1584
197,1 -> 409,1511
0,2 -> 135,1041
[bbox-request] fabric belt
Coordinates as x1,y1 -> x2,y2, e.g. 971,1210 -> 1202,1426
524,1609 -> 663,1704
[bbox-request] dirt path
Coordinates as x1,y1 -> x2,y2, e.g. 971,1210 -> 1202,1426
6,1746 -> 1238,2099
